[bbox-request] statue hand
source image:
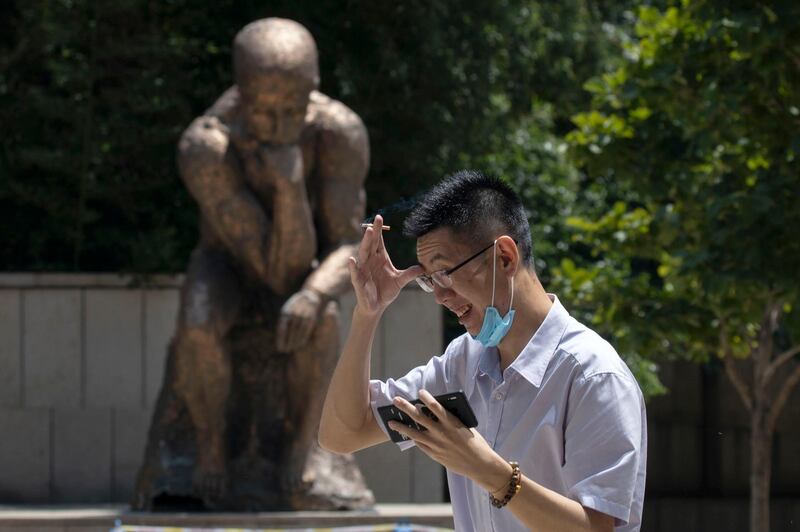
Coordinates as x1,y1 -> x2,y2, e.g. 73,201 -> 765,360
277,288 -> 323,352
257,144 -> 304,188
348,214 -> 424,317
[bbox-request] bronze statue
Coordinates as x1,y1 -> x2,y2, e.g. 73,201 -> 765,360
133,18 -> 373,511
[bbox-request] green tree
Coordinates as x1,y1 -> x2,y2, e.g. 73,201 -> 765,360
0,0 -> 638,273
567,2 -> 800,530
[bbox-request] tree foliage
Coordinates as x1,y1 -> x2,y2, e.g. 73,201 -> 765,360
565,0 -> 800,425
0,0 -> 634,273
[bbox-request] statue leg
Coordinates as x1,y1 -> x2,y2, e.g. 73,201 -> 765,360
173,248 -> 241,505
283,300 -> 340,496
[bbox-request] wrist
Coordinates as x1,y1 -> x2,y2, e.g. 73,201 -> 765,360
488,461 -> 521,509
301,286 -> 326,303
478,455 -> 515,494
353,302 -> 383,322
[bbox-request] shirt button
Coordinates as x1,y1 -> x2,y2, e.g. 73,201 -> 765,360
495,393 -> 504,400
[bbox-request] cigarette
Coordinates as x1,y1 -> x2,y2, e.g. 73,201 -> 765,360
361,223 -> 391,231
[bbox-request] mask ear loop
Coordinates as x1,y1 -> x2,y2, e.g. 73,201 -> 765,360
509,275 -> 514,311
490,239 -> 498,307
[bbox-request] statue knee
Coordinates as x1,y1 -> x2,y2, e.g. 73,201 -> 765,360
174,324 -> 227,364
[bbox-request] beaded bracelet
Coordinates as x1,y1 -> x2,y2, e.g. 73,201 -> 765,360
489,460 -> 521,508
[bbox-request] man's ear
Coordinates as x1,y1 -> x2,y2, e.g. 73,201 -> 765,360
497,235 -> 519,274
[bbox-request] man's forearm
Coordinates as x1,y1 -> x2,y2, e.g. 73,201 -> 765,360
473,461 -> 614,532
319,306 -> 386,453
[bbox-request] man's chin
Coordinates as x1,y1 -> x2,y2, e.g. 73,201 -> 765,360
463,323 -> 480,337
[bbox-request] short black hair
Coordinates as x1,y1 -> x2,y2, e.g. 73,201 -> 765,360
403,170 -> 534,266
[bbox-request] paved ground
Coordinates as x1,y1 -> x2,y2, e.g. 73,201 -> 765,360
0,503 -> 454,531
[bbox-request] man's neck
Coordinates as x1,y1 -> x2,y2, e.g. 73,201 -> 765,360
497,272 -> 552,372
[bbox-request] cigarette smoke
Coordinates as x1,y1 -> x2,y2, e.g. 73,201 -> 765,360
363,193 -> 425,225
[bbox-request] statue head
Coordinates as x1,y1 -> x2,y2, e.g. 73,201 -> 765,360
233,18 -> 319,144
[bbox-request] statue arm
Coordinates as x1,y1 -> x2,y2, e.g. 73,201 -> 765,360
261,143 -> 318,295
177,115 -> 274,284
302,105 -> 369,301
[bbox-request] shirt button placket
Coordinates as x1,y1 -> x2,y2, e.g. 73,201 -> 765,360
487,386 -> 505,449
487,385 -> 508,531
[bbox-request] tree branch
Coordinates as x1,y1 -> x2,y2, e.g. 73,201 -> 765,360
767,362 -> 800,434
723,355 -> 753,413
755,301 -> 780,376
718,317 -> 753,412
763,344 -> 800,386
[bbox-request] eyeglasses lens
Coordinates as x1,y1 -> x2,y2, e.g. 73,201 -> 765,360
416,276 -> 434,292
432,271 -> 453,289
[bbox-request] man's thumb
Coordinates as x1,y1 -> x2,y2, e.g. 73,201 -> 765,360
399,264 -> 425,286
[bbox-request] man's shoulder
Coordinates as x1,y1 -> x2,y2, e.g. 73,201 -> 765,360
557,316 -> 636,384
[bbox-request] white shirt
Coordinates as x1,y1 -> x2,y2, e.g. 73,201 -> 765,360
369,295 -> 647,531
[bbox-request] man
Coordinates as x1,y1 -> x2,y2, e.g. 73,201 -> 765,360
319,170 -> 647,531
136,18 -> 370,508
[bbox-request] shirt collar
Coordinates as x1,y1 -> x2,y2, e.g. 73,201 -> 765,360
509,294 -> 570,388
470,294 -> 570,387
476,346 -> 502,382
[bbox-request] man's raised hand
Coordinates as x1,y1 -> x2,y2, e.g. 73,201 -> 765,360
348,214 -> 423,317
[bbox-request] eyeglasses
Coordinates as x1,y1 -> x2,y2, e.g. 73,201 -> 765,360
416,241 -> 496,293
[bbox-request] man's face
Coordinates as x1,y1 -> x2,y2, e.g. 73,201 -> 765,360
416,227 -> 496,336
238,72 -> 311,144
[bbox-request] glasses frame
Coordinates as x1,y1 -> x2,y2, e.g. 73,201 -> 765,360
416,241 -> 496,293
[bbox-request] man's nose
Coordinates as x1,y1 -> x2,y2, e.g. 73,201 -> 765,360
432,284 -> 453,306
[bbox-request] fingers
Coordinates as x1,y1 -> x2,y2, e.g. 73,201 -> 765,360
276,314 -> 290,352
398,264 -> 426,287
394,396 -> 434,433
277,315 -> 315,352
348,255 -> 369,298
373,214 -> 386,255
357,225 -> 374,266
288,316 -> 314,351
297,314 -> 315,347
358,214 -> 388,267
388,419 -> 431,445
348,255 -> 360,282
417,389 -> 451,425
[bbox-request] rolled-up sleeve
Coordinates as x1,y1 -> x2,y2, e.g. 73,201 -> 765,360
369,343 -> 462,450
562,372 -> 645,525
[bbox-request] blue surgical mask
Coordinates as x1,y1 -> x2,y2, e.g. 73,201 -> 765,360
472,240 -> 515,347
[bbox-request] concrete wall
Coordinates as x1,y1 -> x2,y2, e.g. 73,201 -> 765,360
0,274 -> 444,504
3,273 -> 800,527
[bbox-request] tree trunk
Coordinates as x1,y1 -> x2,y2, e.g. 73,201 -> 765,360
749,393 -> 771,532
724,303 -> 799,532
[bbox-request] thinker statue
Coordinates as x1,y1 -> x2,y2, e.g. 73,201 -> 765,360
134,18 -> 373,511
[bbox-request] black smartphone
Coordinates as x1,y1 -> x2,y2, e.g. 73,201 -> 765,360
377,390 -> 478,444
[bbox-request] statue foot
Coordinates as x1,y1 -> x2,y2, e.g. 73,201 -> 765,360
193,450 -> 228,507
